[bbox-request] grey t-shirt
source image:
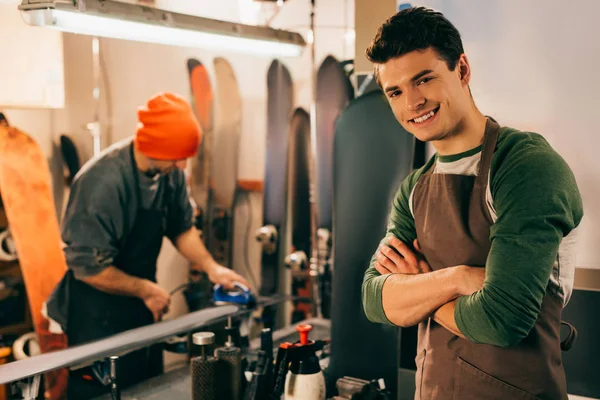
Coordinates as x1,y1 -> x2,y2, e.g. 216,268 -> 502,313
61,137 -> 193,278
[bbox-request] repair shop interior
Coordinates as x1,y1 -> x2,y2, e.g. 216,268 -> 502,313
0,0 -> 598,399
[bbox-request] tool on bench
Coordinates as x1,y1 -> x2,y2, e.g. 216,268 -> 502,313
332,376 -> 392,400
272,324 -> 328,400
213,282 -> 257,307
215,316 -> 243,400
164,281 -> 257,357
191,332 -> 220,400
243,327 -> 275,400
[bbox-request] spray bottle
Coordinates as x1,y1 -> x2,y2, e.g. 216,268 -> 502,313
272,324 -> 328,400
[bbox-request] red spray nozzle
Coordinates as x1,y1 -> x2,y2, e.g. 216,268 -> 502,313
296,324 -> 312,345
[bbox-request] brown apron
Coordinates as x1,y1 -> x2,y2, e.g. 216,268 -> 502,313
412,118 -> 567,400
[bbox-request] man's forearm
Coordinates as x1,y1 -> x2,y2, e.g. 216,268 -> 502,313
432,300 -> 465,338
382,267 -> 463,327
81,266 -> 151,299
174,227 -> 215,272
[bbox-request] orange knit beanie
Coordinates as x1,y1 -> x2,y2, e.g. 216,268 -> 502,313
134,92 -> 202,160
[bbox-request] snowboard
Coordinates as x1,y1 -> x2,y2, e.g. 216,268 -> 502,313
209,57 -> 242,269
0,125 -> 69,399
253,59 -> 294,331
258,59 -> 294,300
0,113 -> 17,263
0,112 -> 8,128
184,58 -> 215,312
314,55 -> 353,318
186,58 -> 213,237
285,108 -> 314,323
328,89 -> 417,397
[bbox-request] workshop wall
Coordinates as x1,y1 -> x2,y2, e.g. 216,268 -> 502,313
412,0 -> 599,270
31,1 -> 354,371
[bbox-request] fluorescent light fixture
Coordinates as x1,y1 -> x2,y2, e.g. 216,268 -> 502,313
18,0 -> 306,57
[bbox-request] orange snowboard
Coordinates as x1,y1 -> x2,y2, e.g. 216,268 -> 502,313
0,126 -> 68,399
187,58 -> 213,229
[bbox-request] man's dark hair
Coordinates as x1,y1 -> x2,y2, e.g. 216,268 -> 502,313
366,7 -> 464,77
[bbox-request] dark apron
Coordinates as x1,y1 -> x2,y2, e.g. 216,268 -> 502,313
412,118 -> 568,400
66,144 -> 168,399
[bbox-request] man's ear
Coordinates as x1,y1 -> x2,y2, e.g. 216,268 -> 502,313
457,54 -> 471,85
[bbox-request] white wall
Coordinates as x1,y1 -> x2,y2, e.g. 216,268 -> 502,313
0,5 -> 64,109
409,0 -> 600,269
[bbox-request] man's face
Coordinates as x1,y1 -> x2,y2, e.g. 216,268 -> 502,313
377,47 -> 471,143
147,158 -> 187,176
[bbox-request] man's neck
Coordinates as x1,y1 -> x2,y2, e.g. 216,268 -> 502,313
133,146 -> 149,172
432,110 -> 488,156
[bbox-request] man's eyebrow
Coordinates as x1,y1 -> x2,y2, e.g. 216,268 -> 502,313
384,69 -> 435,94
384,85 -> 399,94
411,69 -> 434,82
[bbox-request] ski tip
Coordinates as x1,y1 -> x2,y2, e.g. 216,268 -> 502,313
267,59 -> 292,85
318,54 -> 342,74
186,58 -> 202,73
213,57 -> 232,70
292,107 -> 310,120
0,112 -> 9,127
268,58 -> 281,69
322,54 -> 339,65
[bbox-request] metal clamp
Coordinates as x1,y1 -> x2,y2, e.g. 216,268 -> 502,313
0,228 -> 18,262
285,250 -> 308,279
255,225 -> 278,254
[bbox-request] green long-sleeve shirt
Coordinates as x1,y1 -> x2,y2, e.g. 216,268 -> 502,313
362,126 -> 583,347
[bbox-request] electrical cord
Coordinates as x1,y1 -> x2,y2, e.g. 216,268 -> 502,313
169,283 -> 190,296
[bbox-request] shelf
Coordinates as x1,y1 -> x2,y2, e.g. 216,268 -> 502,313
0,321 -> 32,337
0,261 -> 20,276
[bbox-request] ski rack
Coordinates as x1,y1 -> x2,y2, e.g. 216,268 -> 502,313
0,294 -> 307,399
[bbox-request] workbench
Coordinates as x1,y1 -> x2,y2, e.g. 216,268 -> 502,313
93,318 -> 331,399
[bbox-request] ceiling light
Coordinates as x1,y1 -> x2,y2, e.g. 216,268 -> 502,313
19,0 -> 306,57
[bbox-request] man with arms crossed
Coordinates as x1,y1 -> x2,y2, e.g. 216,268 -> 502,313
362,7 -> 583,400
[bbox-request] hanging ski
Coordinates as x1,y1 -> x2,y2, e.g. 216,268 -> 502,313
186,58 -> 214,239
209,57 -> 242,269
184,58 -> 215,311
256,59 -> 294,302
285,108 -> 314,323
314,55 -> 353,318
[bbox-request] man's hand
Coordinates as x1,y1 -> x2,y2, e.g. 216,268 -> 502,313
375,237 -> 431,275
205,262 -> 250,290
141,281 -> 171,322
175,228 -> 251,290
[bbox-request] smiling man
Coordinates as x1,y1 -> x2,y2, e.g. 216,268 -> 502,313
361,7 -> 583,400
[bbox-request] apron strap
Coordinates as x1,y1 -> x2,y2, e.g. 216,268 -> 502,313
422,117 -> 501,177
476,117 -> 501,179
560,320 -> 577,351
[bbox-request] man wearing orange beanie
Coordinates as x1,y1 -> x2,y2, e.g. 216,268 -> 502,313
46,92 -> 248,399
